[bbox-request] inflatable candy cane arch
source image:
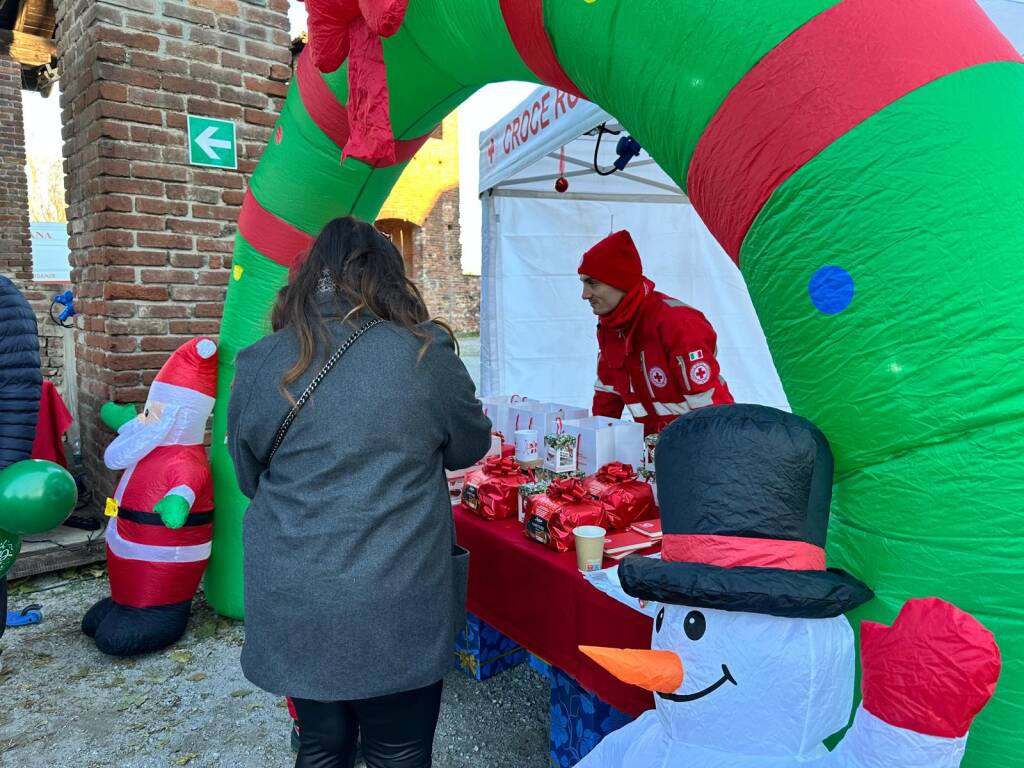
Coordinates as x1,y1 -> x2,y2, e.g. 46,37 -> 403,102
204,3 -> 1024,763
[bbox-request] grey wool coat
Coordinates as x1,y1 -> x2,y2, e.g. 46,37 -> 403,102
227,296 -> 492,701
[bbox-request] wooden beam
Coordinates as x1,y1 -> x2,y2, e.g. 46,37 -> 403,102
0,27 -> 55,66
15,0 -> 56,40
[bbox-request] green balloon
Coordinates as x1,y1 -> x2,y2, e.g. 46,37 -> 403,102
0,460 -> 77,535
0,528 -> 22,578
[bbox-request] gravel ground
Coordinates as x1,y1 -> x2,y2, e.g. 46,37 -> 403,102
0,569 -> 550,768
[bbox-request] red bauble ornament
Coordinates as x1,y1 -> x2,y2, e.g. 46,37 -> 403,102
555,177 -> 569,193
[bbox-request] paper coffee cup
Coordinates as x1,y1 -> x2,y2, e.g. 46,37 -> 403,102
574,525 -> 606,573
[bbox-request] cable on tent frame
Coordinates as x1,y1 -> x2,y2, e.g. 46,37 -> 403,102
593,122 -> 622,177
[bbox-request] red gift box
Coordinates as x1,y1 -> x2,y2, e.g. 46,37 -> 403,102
583,462 -> 656,530
524,478 -> 605,553
463,456 -> 529,521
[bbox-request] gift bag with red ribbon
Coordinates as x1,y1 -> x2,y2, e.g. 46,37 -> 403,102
462,456 -> 529,521
583,462 -> 657,530
524,477 -> 604,552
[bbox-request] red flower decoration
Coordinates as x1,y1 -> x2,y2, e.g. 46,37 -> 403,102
304,0 -> 410,166
860,597 -> 1001,738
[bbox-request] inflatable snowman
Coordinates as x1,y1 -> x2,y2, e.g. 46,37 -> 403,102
82,337 -> 218,656
577,405 -> 1001,768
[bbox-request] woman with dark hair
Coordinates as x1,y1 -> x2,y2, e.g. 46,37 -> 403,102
227,217 -> 492,768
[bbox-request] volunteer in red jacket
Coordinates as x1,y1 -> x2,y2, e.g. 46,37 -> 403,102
579,230 -> 733,435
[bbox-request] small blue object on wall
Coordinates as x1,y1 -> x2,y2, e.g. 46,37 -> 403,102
454,612 -> 527,681
549,665 -> 633,768
808,265 -> 855,315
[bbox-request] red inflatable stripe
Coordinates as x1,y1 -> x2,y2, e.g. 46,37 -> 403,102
296,49 -> 351,148
662,533 -> 826,571
687,0 -> 1022,263
499,0 -> 585,100
238,189 -> 314,267
295,49 -> 433,166
107,549 -> 208,608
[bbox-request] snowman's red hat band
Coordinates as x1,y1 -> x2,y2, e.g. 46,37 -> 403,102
662,533 -> 826,572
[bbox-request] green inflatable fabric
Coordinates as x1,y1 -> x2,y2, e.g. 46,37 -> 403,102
204,3 -> 1023,764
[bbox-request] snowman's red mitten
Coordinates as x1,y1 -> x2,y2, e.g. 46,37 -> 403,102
860,597 -> 1001,738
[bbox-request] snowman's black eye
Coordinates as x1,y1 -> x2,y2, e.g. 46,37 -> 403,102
683,610 -> 706,641
144,409 -> 150,418
655,607 -> 665,633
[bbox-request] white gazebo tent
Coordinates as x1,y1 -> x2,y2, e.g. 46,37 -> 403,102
477,88 -> 788,411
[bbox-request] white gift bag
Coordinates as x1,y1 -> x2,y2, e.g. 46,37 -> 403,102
510,402 -> 589,442
480,394 -> 532,443
563,416 -> 645,476
507,401 -> 551,436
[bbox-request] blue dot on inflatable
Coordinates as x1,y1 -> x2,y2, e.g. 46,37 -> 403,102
808,266 -> 854,315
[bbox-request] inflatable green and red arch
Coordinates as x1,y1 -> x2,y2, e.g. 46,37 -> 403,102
205,2 -> 1024,763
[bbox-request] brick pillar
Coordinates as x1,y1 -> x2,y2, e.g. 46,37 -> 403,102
0,56 -> 32,286
0,56 -> 67,390
54,0 -> 292,504
414,189 -> 481,333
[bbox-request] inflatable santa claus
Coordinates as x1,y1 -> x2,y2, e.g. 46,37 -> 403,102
82,337 -> 218,656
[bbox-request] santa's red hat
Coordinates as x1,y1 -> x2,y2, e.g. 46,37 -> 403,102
578,230 -> 643,292
153,338 -> 218,399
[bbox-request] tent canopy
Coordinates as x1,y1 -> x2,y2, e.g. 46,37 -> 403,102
478,87 -> 788,411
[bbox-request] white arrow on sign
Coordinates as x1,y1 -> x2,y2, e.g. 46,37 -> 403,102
195,126 -> 232,160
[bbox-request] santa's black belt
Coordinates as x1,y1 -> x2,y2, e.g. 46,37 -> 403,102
116,507 -> 214,527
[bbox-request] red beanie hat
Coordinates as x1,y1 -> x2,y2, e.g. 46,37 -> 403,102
578,230 -> 643,292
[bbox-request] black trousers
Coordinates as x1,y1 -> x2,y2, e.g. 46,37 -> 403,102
293,680 -> 443,768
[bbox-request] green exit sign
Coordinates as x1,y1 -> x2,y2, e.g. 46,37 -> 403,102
187,115 -> 237,169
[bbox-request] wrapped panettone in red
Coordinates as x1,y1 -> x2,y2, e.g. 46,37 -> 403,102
524,477 -> 604,552
462,456 -> 528,521
583,462 -> 656,530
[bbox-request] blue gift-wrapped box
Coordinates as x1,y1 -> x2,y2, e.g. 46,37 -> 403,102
454,612 -> 528,680
548,665 -> 633,768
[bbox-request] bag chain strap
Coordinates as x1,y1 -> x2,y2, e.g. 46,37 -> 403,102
267,317 -> 385,463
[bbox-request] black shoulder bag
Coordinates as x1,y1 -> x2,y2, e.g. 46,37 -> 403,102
266,317 -> 385,464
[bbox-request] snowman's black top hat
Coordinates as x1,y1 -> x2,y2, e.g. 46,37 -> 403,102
620,404 -> 873,618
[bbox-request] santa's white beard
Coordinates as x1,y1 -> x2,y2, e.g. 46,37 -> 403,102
104,404 -> 209,470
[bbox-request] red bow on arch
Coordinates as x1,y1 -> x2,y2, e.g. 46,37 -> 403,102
304,0 -> 410,166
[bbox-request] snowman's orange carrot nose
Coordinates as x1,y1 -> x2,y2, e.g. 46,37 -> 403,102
580,645 -> 684,693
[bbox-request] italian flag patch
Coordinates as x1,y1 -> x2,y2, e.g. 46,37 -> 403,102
688,350 -> 704,361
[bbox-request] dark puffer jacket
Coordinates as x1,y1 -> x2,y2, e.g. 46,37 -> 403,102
0,275 -> 42,471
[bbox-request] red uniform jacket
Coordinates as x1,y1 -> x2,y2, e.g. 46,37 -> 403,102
593,289 -> 734,435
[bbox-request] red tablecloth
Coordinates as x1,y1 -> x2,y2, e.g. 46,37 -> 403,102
454,505 -> 655,717
30,380 -> 73,467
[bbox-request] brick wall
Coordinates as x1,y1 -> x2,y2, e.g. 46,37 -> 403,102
0,55 -> 68,391
55,0 -> 291,502
412,188 -> 480,333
